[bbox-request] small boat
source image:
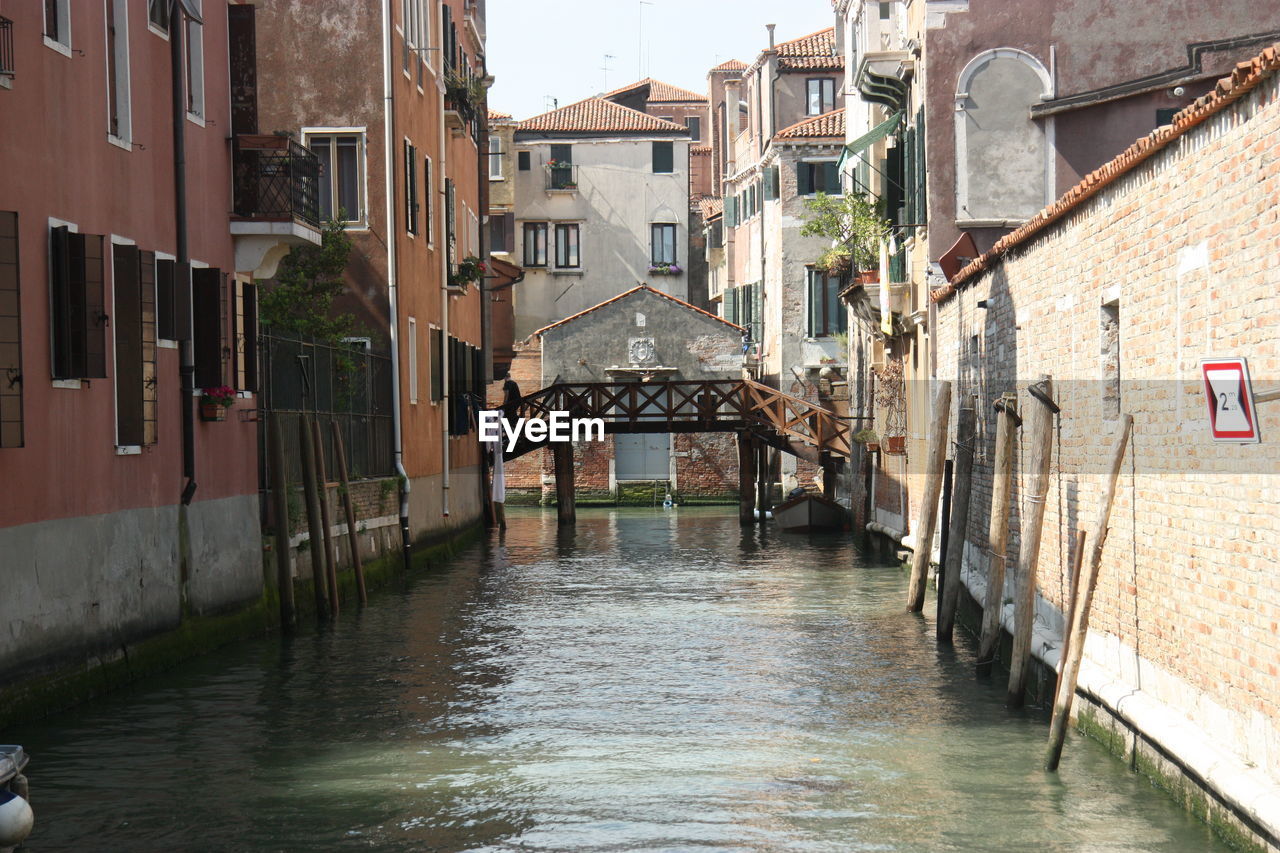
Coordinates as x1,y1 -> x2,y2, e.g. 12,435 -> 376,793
771,493 -> 847,532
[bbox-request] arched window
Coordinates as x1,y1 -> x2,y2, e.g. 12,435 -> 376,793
954,48 -> 1054,225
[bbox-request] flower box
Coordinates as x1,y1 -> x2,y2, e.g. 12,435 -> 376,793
884,435 -> 907,455
648,263 -> 683,276
200,403 -> 227,422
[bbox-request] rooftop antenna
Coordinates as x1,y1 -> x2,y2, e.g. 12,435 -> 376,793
638,1 -> 653,78
543,95 -> 558,111
602,53 -> 616,91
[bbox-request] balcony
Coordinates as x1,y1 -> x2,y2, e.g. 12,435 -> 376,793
231,135 -> 323,277
545,163 -> 578,192
0,16 -> 14,86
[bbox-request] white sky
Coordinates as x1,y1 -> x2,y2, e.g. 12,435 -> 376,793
486,0 -> 838,120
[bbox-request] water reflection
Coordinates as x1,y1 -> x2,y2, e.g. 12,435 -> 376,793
10,507 -> 1222,852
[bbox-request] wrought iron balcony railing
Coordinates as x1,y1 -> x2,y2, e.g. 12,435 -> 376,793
545,163 -> 577,191
0,17 -> 15,78
232,135 -> 321,227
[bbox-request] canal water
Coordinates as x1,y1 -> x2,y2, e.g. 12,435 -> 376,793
10,508 -> 1225,851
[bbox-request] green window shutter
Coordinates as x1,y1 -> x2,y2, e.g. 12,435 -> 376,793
770,165 -> 780,200
915,107 -> 927,223
822,162 -> 839,194
904,126 -> 915,225
724,195 -> 736,227
827,274 -> 844,335
653,141 -> 674,173
797,163 -> 812,196
807,270 -> 820,337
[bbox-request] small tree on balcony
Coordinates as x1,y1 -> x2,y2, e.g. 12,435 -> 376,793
259,217 -> 356,344
800,192 -> 889,274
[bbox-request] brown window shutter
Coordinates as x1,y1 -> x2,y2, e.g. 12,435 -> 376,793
0,211 -> 23,448
193,267 -> 224,388
49,225 -> 73,379
156,257 -> 176,340
139,250 -> 158,445
81,234 -> 108,378
113,244 -> 144,446
242,282 -> 257,392
430,327 -> 442,401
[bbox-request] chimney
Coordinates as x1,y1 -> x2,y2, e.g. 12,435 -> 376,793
766,24 -> 776,50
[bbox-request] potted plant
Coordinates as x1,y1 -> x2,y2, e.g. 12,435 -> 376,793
648,262 -> 683,276
200,385 -> 236,421
449,255 -> 486,290
884,435 -> 907,454
853,427 -> 879,452
801,191 -> 890,281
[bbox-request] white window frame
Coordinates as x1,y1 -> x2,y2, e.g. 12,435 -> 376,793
303,127 -> 369,229
185,0 -> 205,123
47,217 -> 83,389
488,137 -> 503,180
408,317 -> 418,404
154,250 -> 178,349
147,0 -> 170,39
44,0 -> 72,56
105,0 -> 134,150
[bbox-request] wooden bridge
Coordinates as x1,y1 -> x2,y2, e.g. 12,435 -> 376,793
501,379 -> 853,525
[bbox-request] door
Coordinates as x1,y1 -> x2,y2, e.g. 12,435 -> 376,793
614,432 -> 671,480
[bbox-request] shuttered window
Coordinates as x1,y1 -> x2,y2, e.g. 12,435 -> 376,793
652,141 -> 674,174
723,196 -> 736,228
112,244 -> 145,446
764,165 -> 780,201
797,161 -> 840,197
233,279 -> 257,392
430,326 -> 443,401
807,269 -> 847,338
404,140 -> 419,235
0,212 -> 23,448
193,267 -> 226,389
50,226 -> 108,380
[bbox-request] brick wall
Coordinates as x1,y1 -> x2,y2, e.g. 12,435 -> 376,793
936,72 -> 1280,775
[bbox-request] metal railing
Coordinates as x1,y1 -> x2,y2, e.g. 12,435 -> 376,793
232,135 -> 321,227
259,332 -> 395,483
545,163 -> 578,191
0,17 -> 14,78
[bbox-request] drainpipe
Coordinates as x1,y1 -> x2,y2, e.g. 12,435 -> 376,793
382,0 -> 411,568
170,0 -> 196,506
440,79 -> 451,518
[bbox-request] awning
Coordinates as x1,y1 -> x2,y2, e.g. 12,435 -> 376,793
836,110 -> 902,172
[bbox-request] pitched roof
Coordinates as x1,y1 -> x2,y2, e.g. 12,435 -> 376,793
516,97 -> 688,135
699,197 -> 724,220
488,109 -> 512,122
775,107 -> 845,140
932,42 -> 1280,303
604,77 -> 707,103
747,28 -> 842,73
710,59 -> 747,73
534,285 -> 743,336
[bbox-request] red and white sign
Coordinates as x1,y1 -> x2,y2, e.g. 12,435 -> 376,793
1201,358 -> 1260,443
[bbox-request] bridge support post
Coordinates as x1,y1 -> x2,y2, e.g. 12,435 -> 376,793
821,456 -> 837,501
756,443 -> 770,525
553,441 -> 576,526
737,432 -> 755,526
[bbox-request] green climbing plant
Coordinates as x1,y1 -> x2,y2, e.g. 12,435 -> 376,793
258,217 -> 357,344
800,192 -> 890,273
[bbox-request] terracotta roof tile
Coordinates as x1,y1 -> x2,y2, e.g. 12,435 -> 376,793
747,28 -> 842,73
710,59 -> 747,73
488,109 -> 512,122
534,285 -> 743,336
516,97 -> 688,135
775,107 -> 845,139
932,41 -> 1280,304
699,197 -> 724,219
604,77 -> 707,103
691,145 -> 712,154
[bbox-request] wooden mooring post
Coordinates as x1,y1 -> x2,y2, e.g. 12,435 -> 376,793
1007,376 -> 1055,708
976,394 -> 1018,676
298,416 -> 328,619
907,381 -> 952,612
937,401 -> 976,643
738,432 -> 756,526
1046,414 -> 1132,770
331,421 -> 367,607
553,441 -> 576,526
311,419 -> 340,619
268,414 -> 295,628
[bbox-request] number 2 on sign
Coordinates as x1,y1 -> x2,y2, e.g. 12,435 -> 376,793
1218,391 -> 1236,411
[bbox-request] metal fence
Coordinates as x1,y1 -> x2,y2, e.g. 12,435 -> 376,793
232,135 -> 321,228
260,332 -> 395,487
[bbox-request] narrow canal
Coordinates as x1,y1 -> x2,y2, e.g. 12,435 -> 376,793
11,508 -> 1225,851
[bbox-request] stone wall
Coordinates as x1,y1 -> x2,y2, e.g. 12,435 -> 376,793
935,67 -> 1280,845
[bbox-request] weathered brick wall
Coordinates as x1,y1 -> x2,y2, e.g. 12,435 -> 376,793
675,433 -> 738,498
936,73 -> 1280,773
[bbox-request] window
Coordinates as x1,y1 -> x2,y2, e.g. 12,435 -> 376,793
44,0 -> 70,50
155,257 -> 187,340
404,140 -> 418,234
445,178 -> 457,267
49,226 -> 108,380
489,212 -> 513,252
523,222 -> 548,267
408,317 -> 418,403
233,279 -> 256,393
807,78 -> 835,116
112,244 -> 158,447
0,212 -> 23,448
430,327 -> 443,401
306,131 -> 366,225
653,140 -> 674,174
797,161 -> 841,196
549,143 -> 572,165
1156,108 -> 1178,127
806,269 -> 847,337
489,137 -> 503,179
517,151 -> 530,171
555,224 -> 580,268
192,267 -> 226,389
147,0 -> 169,33
105,0 -> 132,143
185,0 -> 204,118
686,115 -> 701,142
423,155 -> 433,242
651,223 -> 677,265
